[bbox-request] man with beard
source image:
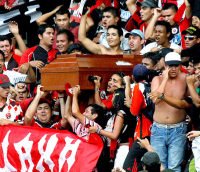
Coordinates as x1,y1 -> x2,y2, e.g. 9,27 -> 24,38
149,52 -> 191,172
141,20 -> 181,54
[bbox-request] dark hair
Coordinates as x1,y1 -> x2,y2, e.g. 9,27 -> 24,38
0,35 -> 12,45
55,6 -> 70,18
155,20 -> 171,34
145,164 -> 161,172
107,25 -> 123,37
37,24 -> 54,35
113,88 -> 131,116
67,43 -> 84,54
38,98 -> 52,110
192,57 -> 200,65
113,88 -> 126,111
88,104 -> 106,128
162,3 -> 178,12
103,6 -> 120,18
143,52 -> 160,66
0,50 -> 5,61
113,72 -> 125,86
57,29 -> 74,43
155,20 -> 172,39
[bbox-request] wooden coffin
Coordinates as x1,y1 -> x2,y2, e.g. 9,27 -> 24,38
41,54 -> 142,90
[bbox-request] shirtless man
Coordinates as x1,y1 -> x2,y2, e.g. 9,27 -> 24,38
149,52 -> 191,172
78,11 -> 123,55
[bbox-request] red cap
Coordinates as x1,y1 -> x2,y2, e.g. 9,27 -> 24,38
0,74 -> 11,87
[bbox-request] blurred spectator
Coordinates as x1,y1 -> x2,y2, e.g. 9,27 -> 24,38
141,152 -> 161,172
0,74 -> 23,125
0,35 -> 20,70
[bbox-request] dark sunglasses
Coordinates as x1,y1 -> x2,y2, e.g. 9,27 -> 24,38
184,35 -> 196,41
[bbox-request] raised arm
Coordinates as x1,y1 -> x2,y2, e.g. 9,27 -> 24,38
93,76 -> 106,108
126,0 -> 137,15
144,8 -> 161,40
9,21 -> 27,54
72,85 -> 85,124
63,95 -> 76,127
184,0 -> 192,19
78,11 -> 103,54
36,5 -> 63,25
24,85 -> 44,125
123,75 -> 132,108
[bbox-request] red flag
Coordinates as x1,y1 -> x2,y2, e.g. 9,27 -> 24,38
0,125 -> 103,172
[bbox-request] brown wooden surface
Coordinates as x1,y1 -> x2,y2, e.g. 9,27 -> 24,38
41,54 -> 142,90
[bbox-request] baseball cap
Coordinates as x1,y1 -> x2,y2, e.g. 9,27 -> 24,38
137,0 -> 158,8
165,52 -> 181,65
182,26 -> 200,37
141,152 -> 160,166
133,64 -> 148,82
125,29 -> 145,39
0,74 -> 11,88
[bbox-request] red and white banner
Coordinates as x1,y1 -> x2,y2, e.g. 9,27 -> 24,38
0,125 -> 103,172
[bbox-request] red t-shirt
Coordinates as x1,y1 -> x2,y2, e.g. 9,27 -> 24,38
130,83 -> 152,140
101,93 -> 113,110
20,46 -> 57,66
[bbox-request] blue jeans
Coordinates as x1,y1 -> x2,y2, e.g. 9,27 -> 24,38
150,122 -> 187,172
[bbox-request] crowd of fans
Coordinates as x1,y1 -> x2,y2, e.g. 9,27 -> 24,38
0,0 -> 200,171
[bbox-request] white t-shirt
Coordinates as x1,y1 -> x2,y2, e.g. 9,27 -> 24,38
140,42 -> 181,55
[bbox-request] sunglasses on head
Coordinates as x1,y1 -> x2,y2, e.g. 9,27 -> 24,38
184,35 -> 196,41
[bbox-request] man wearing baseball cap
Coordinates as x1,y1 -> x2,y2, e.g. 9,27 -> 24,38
125,29 -> 145,55
182,26 -> 200,49
149,52 -> 191,171
0,74 -> 23,125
